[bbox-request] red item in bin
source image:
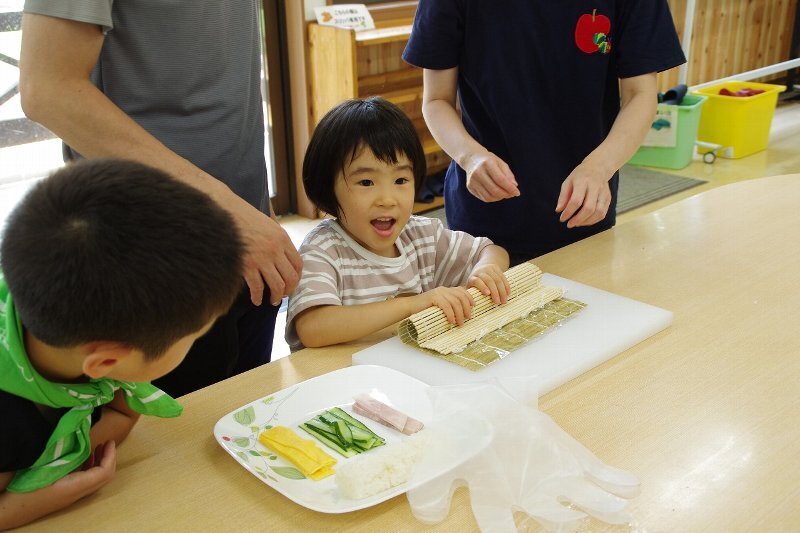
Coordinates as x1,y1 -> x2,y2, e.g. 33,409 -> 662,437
719,87 -> 765,97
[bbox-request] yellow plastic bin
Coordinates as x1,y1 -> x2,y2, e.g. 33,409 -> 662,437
629,94 -> 707,169
692,81 -> 786,159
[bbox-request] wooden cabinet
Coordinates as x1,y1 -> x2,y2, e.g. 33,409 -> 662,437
307,22 -> 451,177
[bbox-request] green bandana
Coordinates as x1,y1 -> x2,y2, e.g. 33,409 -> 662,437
0,278 -> 183,492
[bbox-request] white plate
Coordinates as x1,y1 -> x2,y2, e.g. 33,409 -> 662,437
213,365 -> 492,513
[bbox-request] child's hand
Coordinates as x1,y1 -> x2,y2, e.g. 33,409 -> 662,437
468,264 -> 511,305
0,441 -> 117,529
423,286 -> 475,326
53,440 -> 117,495
80,440 -> 117,472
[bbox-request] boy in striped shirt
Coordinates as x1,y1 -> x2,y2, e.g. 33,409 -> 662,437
286,98 -> 511,350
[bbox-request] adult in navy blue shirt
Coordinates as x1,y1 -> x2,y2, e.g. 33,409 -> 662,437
403,1 -> 685,264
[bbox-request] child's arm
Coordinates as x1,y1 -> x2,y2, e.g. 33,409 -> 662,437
0,441 -> 116,530
294,286 -> 475,348
0,390 -> 133,528
89,390 -> 141,447
466,244 -> 511,305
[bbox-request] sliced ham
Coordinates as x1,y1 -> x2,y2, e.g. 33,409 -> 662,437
352,393 -> 424,435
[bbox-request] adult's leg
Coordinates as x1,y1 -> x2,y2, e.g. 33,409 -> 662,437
153,286 -> 248,397
232,290 -> 279,375
152,311 -> 238,398
153,286 -> 279,397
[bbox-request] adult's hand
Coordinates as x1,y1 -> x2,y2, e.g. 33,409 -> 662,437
235,201 -> 302,306
463,151 -> 520,203
555,72 -> 658,229
555,162 -> 613,228
420,68 -> 519,204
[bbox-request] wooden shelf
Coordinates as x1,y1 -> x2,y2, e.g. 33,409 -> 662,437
413,195 -> 444,215
358,68 -> 422,96
421,133 -> 451,174
354,25 -> 412,46
378,86 -> 423,119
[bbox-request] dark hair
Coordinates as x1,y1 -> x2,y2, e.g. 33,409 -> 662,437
302,96 -> 426,217
0,159 -> 243,359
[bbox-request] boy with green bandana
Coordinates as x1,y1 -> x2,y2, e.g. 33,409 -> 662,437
0,159 -> 243,528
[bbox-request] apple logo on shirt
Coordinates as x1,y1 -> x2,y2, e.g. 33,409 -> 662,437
575,9 -> 612,54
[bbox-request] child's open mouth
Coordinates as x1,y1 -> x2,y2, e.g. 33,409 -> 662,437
370,217 -> 396,237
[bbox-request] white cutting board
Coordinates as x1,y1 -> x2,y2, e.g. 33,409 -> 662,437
353,274 -> 672,395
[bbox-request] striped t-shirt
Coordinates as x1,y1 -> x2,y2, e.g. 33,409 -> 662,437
285,216 -> 493,351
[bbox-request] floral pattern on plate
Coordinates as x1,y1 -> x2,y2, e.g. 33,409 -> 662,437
214,365 -> 492,513
218,387 -> 304,482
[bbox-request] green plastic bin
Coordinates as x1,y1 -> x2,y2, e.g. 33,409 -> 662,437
629,94 -> 707,169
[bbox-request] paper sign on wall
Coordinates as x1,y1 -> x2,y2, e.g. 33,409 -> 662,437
314,4 -> 375,31
641,104 -> 678,148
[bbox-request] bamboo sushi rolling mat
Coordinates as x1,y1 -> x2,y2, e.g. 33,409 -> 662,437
397,263 -> 586,371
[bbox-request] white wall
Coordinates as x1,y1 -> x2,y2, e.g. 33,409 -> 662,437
303,0 -> 326,21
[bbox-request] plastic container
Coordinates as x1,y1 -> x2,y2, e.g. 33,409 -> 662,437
692,81 -> 786,159
629,94 -> 707,169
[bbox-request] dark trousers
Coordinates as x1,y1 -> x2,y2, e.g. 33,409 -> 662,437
153,286 -> 279,398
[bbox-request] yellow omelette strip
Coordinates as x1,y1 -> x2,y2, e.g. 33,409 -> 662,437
259,426 -> 336,480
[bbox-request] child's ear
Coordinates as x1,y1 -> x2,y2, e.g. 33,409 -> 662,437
81,342 -> 135,379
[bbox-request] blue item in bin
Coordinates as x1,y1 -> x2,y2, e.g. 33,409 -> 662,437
651,118 -> 672,131
658,84 -> 688,105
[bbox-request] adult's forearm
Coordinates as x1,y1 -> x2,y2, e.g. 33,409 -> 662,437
581,75 -> 658,177
19,12 -> 238,207
422,98 -> 486,171
21,77 -> 232,204
420,67 -> 485,169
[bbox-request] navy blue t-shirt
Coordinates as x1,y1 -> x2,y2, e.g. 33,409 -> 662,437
403,0 -> 685,259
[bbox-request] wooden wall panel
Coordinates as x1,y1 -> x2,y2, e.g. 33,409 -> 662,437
286,2 -> 316,218
308,24 -> 358,125
659,0 -> 798,90
356,40 -> 408,77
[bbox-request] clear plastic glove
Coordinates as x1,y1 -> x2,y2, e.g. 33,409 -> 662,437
406,377 -> 640,532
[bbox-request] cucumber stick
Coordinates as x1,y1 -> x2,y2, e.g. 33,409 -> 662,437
300,408 -> 385,457
299,424 -> 357,458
